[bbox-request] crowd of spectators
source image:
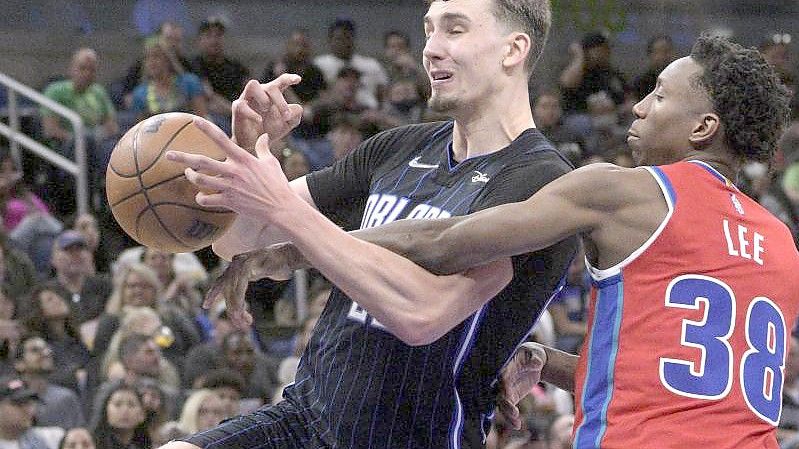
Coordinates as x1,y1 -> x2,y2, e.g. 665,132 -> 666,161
0,16 -> 796,449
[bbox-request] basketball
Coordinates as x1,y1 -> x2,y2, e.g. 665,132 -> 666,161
105,112 -> 235,253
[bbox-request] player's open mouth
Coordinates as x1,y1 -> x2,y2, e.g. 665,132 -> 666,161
430,70 -> 453,85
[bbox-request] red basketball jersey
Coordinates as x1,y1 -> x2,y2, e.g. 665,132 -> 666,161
573,161 -> 799,449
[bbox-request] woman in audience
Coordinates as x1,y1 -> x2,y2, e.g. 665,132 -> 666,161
177,389 -> 226,434
59,427 -> 96,449
90,382 -> 150,449
22,285 -> 90,389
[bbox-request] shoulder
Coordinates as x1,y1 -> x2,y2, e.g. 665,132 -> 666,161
363,121 -> 449,151
43,80 -> 69,97
554,163 -> 662,209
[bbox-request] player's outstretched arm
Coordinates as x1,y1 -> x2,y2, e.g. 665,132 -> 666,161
169,119 -> 514,345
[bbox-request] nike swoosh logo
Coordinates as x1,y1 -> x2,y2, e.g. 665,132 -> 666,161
408,156 -> 439,169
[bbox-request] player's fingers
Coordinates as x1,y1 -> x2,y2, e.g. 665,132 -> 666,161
202,274 -> 226,310
232,98 -> 262,123
183,167 -> 229,191
286,104 -> 303,128
194,191 -> 230,209
166,150 -> 227,173
264,83 -> 292,119
254,133 -> 274,161
192,118 -> 252,162
240,79 -> 272,109
267,73 -> 302,92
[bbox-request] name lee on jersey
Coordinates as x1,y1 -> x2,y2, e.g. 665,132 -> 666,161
723,219 -> 764,266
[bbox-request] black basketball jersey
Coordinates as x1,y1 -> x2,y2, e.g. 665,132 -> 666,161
284,121 -> 577,449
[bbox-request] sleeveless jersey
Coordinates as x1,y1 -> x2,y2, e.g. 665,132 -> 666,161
286,122 -> 576,449
574,160 -> 799,448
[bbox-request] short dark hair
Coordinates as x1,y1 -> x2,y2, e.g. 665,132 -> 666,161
328,18 -> 355,37
201,368 -> 246,393
425,0 -> 551,73
689,34 -> 792,163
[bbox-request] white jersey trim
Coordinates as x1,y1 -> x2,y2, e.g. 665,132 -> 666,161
586,166 -> 675,281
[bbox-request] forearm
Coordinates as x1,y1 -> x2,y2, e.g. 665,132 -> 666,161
540,345 -> 578,392
269,197 -> 510,345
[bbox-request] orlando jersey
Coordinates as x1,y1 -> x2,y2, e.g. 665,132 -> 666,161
574,161 -> 799,449
285,121 -> 576,449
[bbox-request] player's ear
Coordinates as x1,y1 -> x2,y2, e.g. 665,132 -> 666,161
688,112 -> 721,147
502,32 -> 531,71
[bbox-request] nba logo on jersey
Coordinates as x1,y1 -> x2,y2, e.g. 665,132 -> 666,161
731,193 -> 745,215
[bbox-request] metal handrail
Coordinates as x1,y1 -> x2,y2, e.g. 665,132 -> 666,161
0,71 -> 88,216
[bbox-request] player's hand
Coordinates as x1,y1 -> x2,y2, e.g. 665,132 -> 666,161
203,243 -> 303,329
497,342 -> 547,430
167,117 -> 299,222
232,75 -> 303,152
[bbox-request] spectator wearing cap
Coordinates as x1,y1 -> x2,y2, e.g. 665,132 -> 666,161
314,18 -> 389,109
13,336 -> 84,429
0,377 -> 64,449
44,230 -> 111,331
559,31 -> 627,114
190,17 -> 249,127
633,35 -> 676,101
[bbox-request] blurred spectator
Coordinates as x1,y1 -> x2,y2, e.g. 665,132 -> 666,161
177,389 -> 225,434
99,330 -> 180,395
0,153 -> 49,234
121,22 -> 193,105
532,90 -> 584,164
379,78 -> 425,126
129,41 -> 207,121
12,336 -> 85,429
583,91 -> 627,159
261,28 -> 326,104
380,30 -> 428,98
0,231 -> 37,301
633,35 -> 676,100
21,285 -> 90,390
197,369 -> 245,420
182,330 -> 277,406
760,34 -> 796,89
0,377 -> 64,449
182,310 -> 235,388
112,246 -> 207,286
44,230 -> 111,333
40,48 -> 119,218
314,18 -> 388,109
135,377 -> 172,442
71,213 -> 105,274
94,264 -> 199,374
0,289 -> 21,379
190,17 -> 249,124
313,67 -> 371,122
88,382 -> 149,449
140,248 -> 205,335
760,121 -> 799,242
559,32 -> 627,114
58,428 -> 95,449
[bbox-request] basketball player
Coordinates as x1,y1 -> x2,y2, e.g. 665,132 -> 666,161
164,1 -> 577,448
194,35 -> 797,448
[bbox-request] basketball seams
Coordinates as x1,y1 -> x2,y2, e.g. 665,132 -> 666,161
132,121 -> 194,250
139,120 -> 193,173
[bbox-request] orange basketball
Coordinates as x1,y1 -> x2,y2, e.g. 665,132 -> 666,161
105,112 -> 235,253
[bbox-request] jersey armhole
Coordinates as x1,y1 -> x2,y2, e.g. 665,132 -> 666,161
586,166 -> 676,281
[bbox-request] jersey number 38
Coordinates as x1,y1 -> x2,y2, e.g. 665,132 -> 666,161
658,274 -> 786,426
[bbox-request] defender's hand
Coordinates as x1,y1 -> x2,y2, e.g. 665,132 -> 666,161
497,342 -> 547,430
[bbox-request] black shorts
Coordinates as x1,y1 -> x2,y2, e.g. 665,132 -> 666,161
180,400 -> 331,449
